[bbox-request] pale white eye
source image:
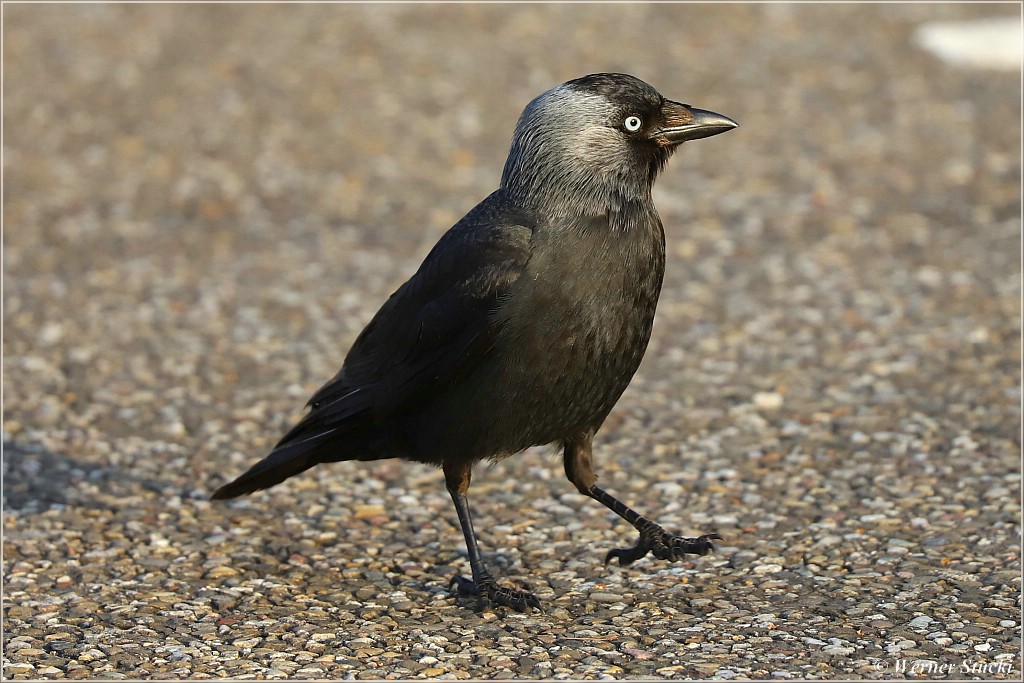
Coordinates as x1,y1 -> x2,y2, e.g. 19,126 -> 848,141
623,115 -> 642,132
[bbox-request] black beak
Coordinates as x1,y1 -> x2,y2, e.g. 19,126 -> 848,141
656,101 -> 738,145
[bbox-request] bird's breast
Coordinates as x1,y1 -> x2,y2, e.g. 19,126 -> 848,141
489,212 -> 666,441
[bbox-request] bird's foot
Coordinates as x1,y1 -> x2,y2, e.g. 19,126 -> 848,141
605,522 -> 722,566
449,573 -> 541,612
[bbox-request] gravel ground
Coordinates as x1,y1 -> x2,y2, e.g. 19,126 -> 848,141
3,4 -> 1020,680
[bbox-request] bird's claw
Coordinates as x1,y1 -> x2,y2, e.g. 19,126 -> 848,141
605,525 -> 722,566
449,573 -> 541,612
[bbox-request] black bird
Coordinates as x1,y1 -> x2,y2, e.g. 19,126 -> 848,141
212,73 -> 737,611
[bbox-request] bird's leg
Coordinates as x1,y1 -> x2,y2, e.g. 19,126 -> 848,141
587,485 -> 722,565
563,433 -> 722,567
444,460 -> 541,612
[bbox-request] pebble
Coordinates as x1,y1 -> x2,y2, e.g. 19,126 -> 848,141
753,392 -> 784,410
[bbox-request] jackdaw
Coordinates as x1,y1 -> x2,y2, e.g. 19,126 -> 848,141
212,73 -> 738,611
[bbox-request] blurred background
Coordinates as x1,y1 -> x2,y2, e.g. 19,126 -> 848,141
4,3 -> 1020,680
5,3 -> 1018,444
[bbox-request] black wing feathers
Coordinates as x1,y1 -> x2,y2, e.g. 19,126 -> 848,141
211,194 -> 535,498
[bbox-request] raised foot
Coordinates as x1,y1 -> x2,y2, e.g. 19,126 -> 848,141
449,573 -> 541,612
605,524 -> 722,566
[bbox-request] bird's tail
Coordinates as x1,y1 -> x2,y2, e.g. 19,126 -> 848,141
211,382 -> 372,500
210,428 -> 338,499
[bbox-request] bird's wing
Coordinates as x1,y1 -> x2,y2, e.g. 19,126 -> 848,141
278,203 -> 535,447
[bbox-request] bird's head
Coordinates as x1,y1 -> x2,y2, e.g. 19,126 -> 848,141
501,73 -> 737,216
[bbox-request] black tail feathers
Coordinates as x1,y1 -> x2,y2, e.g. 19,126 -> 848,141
210,429 -> 336,500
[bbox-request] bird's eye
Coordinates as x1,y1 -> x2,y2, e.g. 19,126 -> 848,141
623,116 -> 643,132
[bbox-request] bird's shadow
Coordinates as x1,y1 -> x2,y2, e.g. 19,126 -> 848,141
2,440 -> 170,513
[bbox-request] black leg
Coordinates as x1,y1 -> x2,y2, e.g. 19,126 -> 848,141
444,461 -> 540,612
587,484 -> 721,566
563,433 -> 721,567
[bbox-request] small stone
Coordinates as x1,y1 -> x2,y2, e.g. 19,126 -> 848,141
232,638 -> 260,649
753,391 -> 783,409
354,586 -> 377,600
353,504 -> 387,520
205,566 -> 240,579
753,563 -> 784,574
5,663 -> 34,674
